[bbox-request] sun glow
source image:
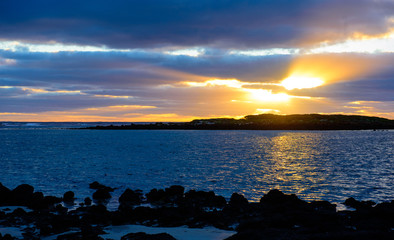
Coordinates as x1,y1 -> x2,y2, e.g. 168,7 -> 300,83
183,79 -> 291,102
247,89 -> 290,102
281,76 -> 324,90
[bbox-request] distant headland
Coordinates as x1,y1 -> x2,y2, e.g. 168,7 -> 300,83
84,114 -> 394,130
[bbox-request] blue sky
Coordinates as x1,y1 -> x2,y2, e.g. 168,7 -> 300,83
0,0 -> 393,121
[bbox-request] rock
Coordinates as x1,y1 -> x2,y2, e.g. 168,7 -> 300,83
260,189 -> 305,208
89,181 -> 114,192
146,185 -> 184,205
121,232 -> 176,240
43,196 -> 63,208
63,191 -> 75,203
11,184 -> 34,205
309,200 -> 337,213
165,185 -> 184,198
84,197 -> 92,206
81,205 -> 111,224
184,190 -> 226,208
344,197 -> 375,210
119,189 -> 143,206
146,189 -> 166,204
0,234 -> 17,240
229,193 -> 248,207
0,183 -> 11,205
92,189 -> 111,201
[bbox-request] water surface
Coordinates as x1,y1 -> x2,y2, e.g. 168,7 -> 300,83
0,129 -> 392,206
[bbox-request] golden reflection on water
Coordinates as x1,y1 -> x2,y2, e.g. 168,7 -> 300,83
253,132 -> 330,201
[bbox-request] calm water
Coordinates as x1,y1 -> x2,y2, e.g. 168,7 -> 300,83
0,129 -> 393,207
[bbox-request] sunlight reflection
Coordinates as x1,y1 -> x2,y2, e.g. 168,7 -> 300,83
253,133 -> 330,201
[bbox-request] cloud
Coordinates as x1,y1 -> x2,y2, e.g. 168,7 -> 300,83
1,0 -> 393,49
0,1 -> 393,120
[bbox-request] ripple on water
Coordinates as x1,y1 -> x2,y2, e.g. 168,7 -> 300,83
0,129 -> 392,206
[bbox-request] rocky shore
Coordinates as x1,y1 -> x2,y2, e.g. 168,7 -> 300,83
0,182 -> 393,239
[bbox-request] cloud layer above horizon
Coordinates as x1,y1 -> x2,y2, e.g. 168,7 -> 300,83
1,0 -> 393,121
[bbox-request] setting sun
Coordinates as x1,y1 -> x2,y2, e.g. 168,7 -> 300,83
281,76 -> 324,90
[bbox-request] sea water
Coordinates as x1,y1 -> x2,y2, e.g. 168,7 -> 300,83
0,128 -> 393,208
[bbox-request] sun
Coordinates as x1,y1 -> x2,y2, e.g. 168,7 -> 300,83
281,76 -> 324,90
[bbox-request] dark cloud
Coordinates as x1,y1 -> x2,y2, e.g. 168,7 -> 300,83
1,0 -> 393,48
290,78 -> 394,102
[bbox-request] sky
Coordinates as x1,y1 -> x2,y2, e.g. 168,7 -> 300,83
0,0 -> 393,122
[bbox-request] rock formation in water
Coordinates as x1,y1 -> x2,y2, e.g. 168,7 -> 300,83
0,182 -> 393,239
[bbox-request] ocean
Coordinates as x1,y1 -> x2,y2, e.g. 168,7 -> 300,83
0,125 -> 393,209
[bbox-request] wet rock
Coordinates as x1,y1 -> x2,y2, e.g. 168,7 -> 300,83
309,200 -> 337,213
0,234 -> 17,240
92,189 -> 111,201
89,181 -> 114,192
55,204 -> 68,215
81,205 -> 111,224
146,189 -> 166,204
165,185 -> 185,203
84,197 -> 92,206
229,193 -> 248,207
146,185 -> 184,206
43,196 -> 62,209
28,192 -> 45,209
10,207 -> 27,217
121,232 -> 176,240
184,190 -> 226,208
344,197 -> 375,210
11,184 -> 34,205
119,189 -> 143,206
0,183 -> 11,205
63,191 -> 75,203
259,189 -> 306,210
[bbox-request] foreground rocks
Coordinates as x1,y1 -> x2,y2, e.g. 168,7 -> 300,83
0,182 -> 393,240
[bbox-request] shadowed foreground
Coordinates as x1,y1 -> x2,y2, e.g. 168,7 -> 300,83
0,182 -> 393,239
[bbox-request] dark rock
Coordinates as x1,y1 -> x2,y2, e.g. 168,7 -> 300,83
81,204 -> 111,224
11,207 -> 27,217
119,189 -> 143,206
121,232 -> 176,240
344,197 -> 375,210
146,188 -> 166,204
63,191 -> 75,202
260,189 -> 305,208
55,204 -> 68,214
89,181 -> 114,192
165,185 -> 184,199
28,192 -> 45,209
309,200 -> 337,213
84,197 -> 92,206
0,183 -> 11,205
184,190 -> 226,208
11,184 -> 34,205
229,193 -> 248,207
92,189 -> 111,201
146,185 -> 184,206
0,234 -> 17,240
43,196 -> 63,208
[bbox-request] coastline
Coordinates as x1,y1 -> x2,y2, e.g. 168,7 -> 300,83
0,182 -> 393,240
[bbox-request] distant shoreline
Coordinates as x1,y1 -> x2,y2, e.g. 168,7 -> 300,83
82,113 -> 394,131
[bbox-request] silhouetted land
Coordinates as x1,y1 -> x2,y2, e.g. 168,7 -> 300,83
85,114 -> 394,130
0,182 -> 393,239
